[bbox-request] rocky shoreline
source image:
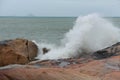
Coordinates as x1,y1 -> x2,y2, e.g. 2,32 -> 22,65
0,38 -> 120,80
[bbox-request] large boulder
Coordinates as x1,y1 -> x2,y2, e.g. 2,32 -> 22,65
0,38 -> 38,66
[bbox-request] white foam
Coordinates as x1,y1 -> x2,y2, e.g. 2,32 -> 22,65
36,13 -> 120,60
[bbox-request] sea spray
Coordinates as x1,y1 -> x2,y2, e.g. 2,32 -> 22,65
36,14 -> 120,60
33,40 -> 56,59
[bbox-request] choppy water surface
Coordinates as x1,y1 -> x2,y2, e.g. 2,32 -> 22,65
0,17 -> 75,44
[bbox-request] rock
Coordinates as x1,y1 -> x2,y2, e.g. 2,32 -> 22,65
0,55 -> 120,80
0,66 -> 99,80
103,71 -> 120,80
42,48 -> 50,54
28,58 -> 92,68
0,38 -> 38,66
0,42 -> 119,80
92,42 -> 120,59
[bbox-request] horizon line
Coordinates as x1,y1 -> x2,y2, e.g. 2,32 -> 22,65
0,16 -> 120,18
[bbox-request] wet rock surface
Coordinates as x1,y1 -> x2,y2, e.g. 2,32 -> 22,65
28,57 -> 92,68
42,48 -> 50,54
92,42 -> 120,59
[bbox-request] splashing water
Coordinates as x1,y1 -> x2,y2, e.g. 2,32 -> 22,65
36,14 -> 120,60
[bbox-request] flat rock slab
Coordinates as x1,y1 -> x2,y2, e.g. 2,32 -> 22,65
0,55 -> 120,80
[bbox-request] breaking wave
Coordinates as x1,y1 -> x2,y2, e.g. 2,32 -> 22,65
36,13 -> 120,60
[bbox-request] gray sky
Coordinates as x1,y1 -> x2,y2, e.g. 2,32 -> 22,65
0,0 -> 120,17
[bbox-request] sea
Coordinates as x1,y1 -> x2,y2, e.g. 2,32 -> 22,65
0,17 -> 75,44
0,14 -> 120,59
0,17 -> 120,45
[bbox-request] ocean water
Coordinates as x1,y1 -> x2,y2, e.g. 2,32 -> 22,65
0,14 -> 120,60
0,17 -> 75,44
0,17 -> 120,44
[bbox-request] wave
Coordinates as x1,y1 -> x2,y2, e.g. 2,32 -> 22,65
36,13 -> 120,60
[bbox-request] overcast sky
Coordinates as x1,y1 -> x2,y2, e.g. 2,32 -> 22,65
0,0 -> 119,17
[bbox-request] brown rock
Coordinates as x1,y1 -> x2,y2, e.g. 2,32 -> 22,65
0,66 -> 99,80
0,55 -> 120,80
0,38 -> 38,66
103,71 -> 120,80
0,42 -> 120,80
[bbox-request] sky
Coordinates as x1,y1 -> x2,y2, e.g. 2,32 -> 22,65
0,0 -> 120,17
